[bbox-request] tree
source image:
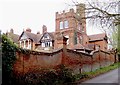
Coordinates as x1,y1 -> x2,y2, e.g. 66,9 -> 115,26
71,0 -> 120,53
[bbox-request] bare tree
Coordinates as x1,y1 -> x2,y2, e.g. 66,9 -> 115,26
71,0 -> 120,53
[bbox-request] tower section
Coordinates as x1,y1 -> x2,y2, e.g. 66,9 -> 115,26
54,3 -> 88,49
55,9 -> 77,49
76,4 -> 86,34
55,8 -> 77,32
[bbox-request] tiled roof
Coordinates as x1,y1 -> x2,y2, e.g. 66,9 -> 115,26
72,44 -> 90,50
48,32 -> 54,40
19,31 -> 54,44
7,32 -> 19,44
24,31 -> 38,43
88,33 -> 106,42
36,34 -> 42,44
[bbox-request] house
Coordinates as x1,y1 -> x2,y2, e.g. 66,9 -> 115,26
6,29 -> 19,45
19,25 -> 54,51
18,3 -> 108,51
19,28 -> 41,50
88,33 -> 108,51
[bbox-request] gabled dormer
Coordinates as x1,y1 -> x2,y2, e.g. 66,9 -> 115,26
39,32 -> 54,50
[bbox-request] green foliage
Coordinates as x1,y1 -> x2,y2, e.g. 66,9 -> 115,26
14,65 -> 75,85
17,47 -> 31,54
117,24 -> 120,54
84,62 -> 120,78
111,28 -> 118,49
2,34 -> 17,72
2,34 -> 17,85
73,73 -> 88,81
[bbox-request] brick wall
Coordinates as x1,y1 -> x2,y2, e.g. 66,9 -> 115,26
13,48 -> 116,75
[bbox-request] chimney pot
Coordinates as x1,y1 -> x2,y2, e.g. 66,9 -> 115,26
69,8 -> 74,12
10,28 -> 14,34
42,25 -> 47,34
26,28 -> 31,32
37,31 -> 40,34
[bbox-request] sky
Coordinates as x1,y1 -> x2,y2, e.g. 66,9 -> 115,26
0,0 -> 112,35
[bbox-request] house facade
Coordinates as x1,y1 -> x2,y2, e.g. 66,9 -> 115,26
18,4 -> 108,51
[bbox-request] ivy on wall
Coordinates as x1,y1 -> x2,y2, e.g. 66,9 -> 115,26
2,34 -> 17,72
2,34 -> 17,85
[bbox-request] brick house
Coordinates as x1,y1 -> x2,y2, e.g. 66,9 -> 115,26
18,4 -> 108,51
6,29 -> 19,45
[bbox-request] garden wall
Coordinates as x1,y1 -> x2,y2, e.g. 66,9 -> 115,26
13,48 -> 115,75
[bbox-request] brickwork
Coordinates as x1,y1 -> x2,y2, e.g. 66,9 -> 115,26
18,3 -> 108,51
13,48 -> 116,75
89,40 -> 108,51
54,3 -> 88,49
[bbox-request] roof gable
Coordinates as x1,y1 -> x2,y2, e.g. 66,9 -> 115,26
40,32 -> 54,42
19,31 -> 41,43
20,32 -> 28,40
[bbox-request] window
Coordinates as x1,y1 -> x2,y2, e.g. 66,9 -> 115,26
64,20 -> 68,28
44,42 -> 51,47
42,43 -> 45,47
78,23 -> 83,31
79,36 -> 82,44
44,34 -> 47,38
77,37 -> 79,44
60,21 -> 63,29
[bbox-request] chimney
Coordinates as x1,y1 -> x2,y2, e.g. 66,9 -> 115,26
56,34 -> 68,49
76,3 -> 85,15
42,25 -> 47,34
37,31 -> 40,34
10,28 -> 14,34
26,28 -> 31,32
69,8 -> 74,13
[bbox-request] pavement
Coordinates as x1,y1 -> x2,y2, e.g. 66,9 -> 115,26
79,68 -> 120,85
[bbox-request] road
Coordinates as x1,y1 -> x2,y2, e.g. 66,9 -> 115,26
79,68 -> 120,85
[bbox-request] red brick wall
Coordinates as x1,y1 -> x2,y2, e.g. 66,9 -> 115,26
89,40 -> 108,51
13,49 -> 115,74
14,50 -> 63,74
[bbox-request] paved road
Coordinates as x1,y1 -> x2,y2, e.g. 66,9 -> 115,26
80,68 -> 120,85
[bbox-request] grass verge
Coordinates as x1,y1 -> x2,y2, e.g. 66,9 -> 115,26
74,62 -> 120,84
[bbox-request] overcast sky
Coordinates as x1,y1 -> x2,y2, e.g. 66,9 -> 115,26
0,0 -> 113,35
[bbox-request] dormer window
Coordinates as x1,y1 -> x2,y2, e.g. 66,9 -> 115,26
64,20 -> 68,28
60,21 -> 63,29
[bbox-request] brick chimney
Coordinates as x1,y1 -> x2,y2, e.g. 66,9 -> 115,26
37,31 -> 40,34
42,25 -> 47,34
26,28 -> 31,32
10,28 -> 14,34
56,34 -> 68,49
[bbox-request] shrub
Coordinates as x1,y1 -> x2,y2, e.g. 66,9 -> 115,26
13,65 -> 75,85
2,34 -> 17,85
